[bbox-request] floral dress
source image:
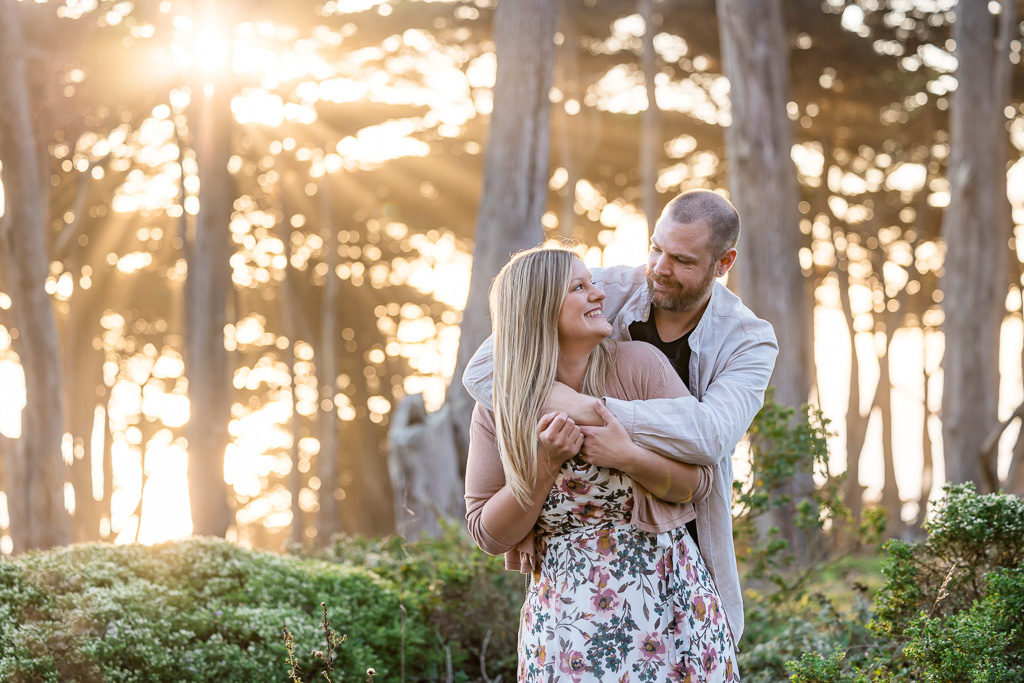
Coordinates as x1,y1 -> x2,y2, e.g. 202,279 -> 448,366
517,457 -> 739,682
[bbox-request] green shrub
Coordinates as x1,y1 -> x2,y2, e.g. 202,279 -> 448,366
320,524 -> 523,682
0,538 -> 438,681
786,484 -> 1024,683
0,531 -> 522,682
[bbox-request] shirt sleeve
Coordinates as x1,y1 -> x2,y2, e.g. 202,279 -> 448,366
461,337 -> 495,411
464,402 -> 518,555
604,331 -> 779,467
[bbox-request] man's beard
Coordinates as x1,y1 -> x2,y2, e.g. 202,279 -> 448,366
646,262 -> 717,313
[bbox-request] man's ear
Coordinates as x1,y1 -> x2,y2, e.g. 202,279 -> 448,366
716,248 -> 738,277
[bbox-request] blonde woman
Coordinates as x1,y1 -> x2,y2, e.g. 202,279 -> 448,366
465,247 -> 739,682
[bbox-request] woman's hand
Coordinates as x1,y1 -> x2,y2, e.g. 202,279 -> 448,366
537,411 -> 583,476
579,401 -> 639,470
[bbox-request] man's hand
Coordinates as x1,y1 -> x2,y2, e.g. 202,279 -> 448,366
579,401 -> 640,470
544,382 -> 602,426
537,411 -> 583,477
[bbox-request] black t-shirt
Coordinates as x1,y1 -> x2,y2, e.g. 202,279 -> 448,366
628,315 -> 693,388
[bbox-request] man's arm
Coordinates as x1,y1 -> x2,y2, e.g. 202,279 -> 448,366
462,336 -> 495,410
546,333 -> 778,467
606,333 -> 778,466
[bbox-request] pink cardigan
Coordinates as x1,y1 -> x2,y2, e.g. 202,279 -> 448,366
464,341 -> 713,573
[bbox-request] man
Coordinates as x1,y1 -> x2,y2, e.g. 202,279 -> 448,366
462,188 -> 778,642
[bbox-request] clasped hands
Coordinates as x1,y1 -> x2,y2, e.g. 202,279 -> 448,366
536,381 -> 631,474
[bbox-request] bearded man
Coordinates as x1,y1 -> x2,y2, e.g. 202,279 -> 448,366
462,188 -> 778,644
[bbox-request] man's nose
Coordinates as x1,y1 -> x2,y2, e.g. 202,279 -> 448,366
652,253 -> 671,275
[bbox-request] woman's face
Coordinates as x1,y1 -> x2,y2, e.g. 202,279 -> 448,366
557,257 -> 612,349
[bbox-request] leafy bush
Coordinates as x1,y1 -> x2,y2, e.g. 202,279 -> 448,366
731,394 -> 1024,683
733,391 -> 846,603
0,535 -> 519,682
787,484 -> 1024,682
319,524 -> 523,682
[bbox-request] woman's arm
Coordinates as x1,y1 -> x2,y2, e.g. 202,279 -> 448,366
465,405 -> 582,554
579,400 -> 711,504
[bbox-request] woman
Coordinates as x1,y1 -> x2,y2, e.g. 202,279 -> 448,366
465,247 -> 739,682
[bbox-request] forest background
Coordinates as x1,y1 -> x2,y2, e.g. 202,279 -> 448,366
0,0 -> 1023,559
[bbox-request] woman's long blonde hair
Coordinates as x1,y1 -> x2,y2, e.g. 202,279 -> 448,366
490,247 -> 614,509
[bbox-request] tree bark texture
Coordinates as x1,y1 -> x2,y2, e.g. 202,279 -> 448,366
940,0 -> 1011,488
184,73 -> 235,537
716,0 -> 811,409
387,394 -> 465,539
452,0 -> 559,396
386,0 -> 559,535
0,0 -> 72,551
717,0 -> 814,559
317,180 -> 340,539
877,330 -> 904,538
639,0 -> 661,235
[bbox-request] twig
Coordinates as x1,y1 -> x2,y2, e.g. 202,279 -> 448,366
928,563 -> 957,618
480,629 -> 502,683
435,631 -> 453,683
282,623 -> 305,683
400,604 -> 407,683
979,400 -> 1024,463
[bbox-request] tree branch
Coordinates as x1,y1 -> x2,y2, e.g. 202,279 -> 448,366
979,399 -> 1024,468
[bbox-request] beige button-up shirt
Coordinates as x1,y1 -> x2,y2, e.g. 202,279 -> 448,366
462,264 -> 779,642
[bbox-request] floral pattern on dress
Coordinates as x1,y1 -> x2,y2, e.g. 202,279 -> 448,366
518,458 -> 739,682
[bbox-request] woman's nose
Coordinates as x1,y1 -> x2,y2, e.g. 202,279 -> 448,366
589,285 -> 606,301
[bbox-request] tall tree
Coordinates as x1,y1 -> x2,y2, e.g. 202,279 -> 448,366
716,0 -> 811,409
184,5 -> 235,536
0,0 -> 72,551
388,0 -> 559,537
317,178 -> 340,539
639,0 -> 662,233
717,0 -> 814,559
940,0 -> 1013,488
452,0 -> 560,400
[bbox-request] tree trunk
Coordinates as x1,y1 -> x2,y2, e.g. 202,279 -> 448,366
826,222 -> 871,526
638,0 -> 661,236
877,330 -> 904,538
278,202 -> 305,547
717,0 -> 812,558
387,395 -> 464,539
451,0 -> 559,404
317,179 -> 340,540
387,0 -> 559,537
716,0 -> 811,409
940,0 -> 1011,489
555,0 -> 581,241
0,0 -> 72,551
915,333 -> 936,527
185,26 -> 235,536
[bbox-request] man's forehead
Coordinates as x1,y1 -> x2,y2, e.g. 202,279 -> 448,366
652,219 -> 713,252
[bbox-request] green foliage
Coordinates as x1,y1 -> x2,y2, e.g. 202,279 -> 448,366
784,485 -> 1024,683
731,391 -> 870,679
734,389 -> 846,597
901,568 -> 1024,682
872,484 -> 1024,635
0,534 -> 519,682
319,523 -> 523,682
731,400 -> 1024,683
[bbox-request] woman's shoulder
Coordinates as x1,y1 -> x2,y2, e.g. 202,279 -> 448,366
606,341 -> 681,400
613,340 -> 674,371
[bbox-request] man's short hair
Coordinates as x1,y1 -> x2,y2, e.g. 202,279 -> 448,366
662,189 -> 740,257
